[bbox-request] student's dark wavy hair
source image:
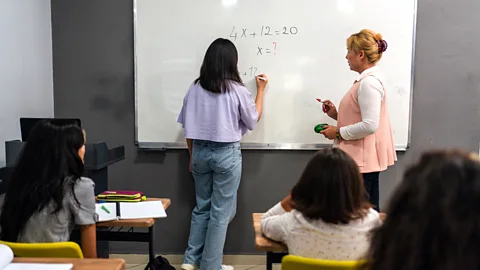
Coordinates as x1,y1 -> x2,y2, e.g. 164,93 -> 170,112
0,119 -> 85,242
360,150 -> 480,270
195,38 -> 243,93
291,148 -> 371,224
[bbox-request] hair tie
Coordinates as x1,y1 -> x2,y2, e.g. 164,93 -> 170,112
377,39 -> 388,53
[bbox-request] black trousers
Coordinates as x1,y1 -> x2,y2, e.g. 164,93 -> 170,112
362,172 -> 380,211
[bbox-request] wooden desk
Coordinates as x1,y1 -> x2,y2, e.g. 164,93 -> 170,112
97,198 -> 170,263
72,198 -> 171,264
252,213 -> 288,270
96,198 -> 171,228
253,212 -> 387,270
13,258 -> 125,270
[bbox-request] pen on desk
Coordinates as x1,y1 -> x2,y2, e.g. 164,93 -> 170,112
101,205 -> 110,214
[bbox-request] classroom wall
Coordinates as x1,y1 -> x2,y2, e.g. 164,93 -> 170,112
0,0 -> 54,166
51,0 -> 480,254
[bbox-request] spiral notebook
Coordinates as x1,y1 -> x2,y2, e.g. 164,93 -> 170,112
0,244 -> 72,270
95,201 -> 167,222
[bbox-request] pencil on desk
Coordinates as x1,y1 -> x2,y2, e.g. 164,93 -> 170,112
101,205 -> 110,214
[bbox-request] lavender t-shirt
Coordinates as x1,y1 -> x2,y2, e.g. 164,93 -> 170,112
177,82 -> 258,142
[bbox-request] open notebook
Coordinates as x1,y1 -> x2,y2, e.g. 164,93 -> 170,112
95,200 -> 167,222
0,244 -> 72,270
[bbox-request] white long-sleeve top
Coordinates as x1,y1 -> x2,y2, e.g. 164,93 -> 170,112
339,66 -> 385,141
261,203 -> 382,261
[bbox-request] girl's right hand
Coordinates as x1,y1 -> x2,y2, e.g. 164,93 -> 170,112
256,74 -> 268,90
281,194 -> 294,212
320,99 -> 338,120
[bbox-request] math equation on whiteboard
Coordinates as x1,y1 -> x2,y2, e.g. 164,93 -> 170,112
229,26 -> 298,40
240,66 -> 258,78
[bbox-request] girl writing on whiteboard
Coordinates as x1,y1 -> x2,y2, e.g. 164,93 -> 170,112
0,120 -> 97,258
177,38 -> 268,270
320,29 -> 397,211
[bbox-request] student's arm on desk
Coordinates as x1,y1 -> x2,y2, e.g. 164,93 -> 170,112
261,202 -> 295,243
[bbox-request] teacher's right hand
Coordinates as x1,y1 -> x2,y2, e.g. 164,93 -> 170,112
320,99 -> 338,120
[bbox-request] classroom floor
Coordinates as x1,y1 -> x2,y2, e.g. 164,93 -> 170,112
126,264 -> 281,270
117,254 -> 280,270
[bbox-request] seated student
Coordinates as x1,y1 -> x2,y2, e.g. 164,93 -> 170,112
361,150 -> 480,270
261,148 -> 382,261
0,119 -> 97,258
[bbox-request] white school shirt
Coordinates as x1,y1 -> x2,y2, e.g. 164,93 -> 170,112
261,203 -> 382,261
339,66 -> 385,141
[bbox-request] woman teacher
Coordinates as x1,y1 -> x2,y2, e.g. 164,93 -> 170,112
320,29 -> 397,211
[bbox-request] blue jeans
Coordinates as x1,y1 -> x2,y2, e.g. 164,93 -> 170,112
183,140 -> 242,270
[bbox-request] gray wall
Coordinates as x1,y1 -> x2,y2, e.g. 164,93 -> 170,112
51,0 -> 480,254
0,0 -> 54,166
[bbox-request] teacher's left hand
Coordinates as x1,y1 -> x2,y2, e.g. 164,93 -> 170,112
320,125 -> 337,140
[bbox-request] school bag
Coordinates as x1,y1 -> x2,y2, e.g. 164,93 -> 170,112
144,255 -> 176,270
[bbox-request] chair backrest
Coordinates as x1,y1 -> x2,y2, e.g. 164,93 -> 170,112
0,240 -> 83,258
282,255 -> 362,270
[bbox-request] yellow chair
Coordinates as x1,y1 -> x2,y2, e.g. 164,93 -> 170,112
282,255 -> 363,270
0,240 -> 83,258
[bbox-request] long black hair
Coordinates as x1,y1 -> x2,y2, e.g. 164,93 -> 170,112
360,150 -> 480,270
195,38 -> 243,93
0,119 -> 85,241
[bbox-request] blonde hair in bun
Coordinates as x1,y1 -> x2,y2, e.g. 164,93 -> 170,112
347,29 -> 387,64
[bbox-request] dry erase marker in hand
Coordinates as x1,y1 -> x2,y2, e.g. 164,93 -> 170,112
101,205 -> 110,214
316,98 -> 327,104
257,76 -> 266,81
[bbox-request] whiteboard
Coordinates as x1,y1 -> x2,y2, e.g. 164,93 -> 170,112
134,0 -> 416,150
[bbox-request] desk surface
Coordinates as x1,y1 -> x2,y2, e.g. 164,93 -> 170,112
97,198 -> 171,228
253,212 -> 387,253
252,213 -> 288,252
12,258 -> 125,270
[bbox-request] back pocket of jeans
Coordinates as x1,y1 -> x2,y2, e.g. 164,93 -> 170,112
215,146 -> 241,173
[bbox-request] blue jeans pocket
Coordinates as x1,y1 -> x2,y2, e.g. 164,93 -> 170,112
213,145 -> 241,174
